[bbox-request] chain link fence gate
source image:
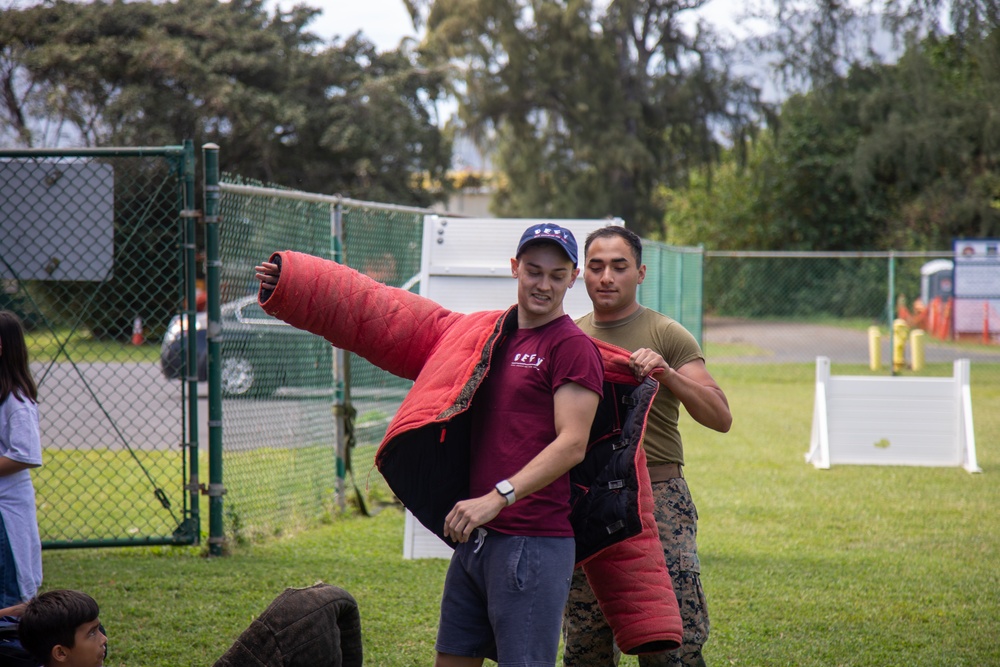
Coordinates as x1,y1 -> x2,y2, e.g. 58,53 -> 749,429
1,144 -> 200,548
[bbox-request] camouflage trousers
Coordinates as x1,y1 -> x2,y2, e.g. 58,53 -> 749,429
562,476 -> 709,667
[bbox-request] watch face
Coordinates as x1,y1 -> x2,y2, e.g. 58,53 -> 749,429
496,480 -> 514,495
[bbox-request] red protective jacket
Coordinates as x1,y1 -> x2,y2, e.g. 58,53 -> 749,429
260,250 -> 682,654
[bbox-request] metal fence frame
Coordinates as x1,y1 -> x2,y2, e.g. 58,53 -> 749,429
1,142 -> 201,549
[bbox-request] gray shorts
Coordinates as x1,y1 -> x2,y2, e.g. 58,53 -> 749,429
436,528 -> 575,665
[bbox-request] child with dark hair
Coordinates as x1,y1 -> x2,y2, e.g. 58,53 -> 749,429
0,310 -> 43,607
18,589 -> 106,667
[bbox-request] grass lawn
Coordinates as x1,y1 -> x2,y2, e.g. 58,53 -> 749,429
39,362 -> 1000,666
26,328 -> 161,364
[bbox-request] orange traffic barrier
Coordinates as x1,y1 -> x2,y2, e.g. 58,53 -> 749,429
938,298 -> 953,340
910,299 -> 928,330
927,297 -> 941,339
897,295 -> 912,322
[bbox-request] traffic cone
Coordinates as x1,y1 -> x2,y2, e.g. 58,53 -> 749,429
131,316 -> 145,345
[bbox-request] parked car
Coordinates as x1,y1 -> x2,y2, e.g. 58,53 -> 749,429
160,296 -> 333,397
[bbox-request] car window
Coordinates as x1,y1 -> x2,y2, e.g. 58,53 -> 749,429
233,299 -> 287,327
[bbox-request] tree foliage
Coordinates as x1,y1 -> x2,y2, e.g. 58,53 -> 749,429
0,0 -> 451,205
756,0 -> 1000,97
664,28 -> 1000,252
411,0 -> 759,236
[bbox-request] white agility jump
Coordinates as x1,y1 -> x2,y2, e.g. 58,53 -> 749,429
807,356 -> 981,473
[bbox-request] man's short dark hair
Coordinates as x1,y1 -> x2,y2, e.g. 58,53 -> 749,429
584,225 -> 643,265
18,590 -> 99,664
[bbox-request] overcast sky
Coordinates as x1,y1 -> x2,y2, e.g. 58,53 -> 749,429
273,0 -> 418,50
277,0 -> 754,52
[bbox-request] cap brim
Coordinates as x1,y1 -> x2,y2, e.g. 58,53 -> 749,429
517,238 -> 575,262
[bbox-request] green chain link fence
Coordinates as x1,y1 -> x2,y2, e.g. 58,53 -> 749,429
215,174 -> 704,546
639,240 -> 704,345
10,142 -> 995,550
701,251 -> 1000,382
215,176 -> 425,544
1,145 -> 199,548
339,202 -> 423,506
8,142 -> 994,551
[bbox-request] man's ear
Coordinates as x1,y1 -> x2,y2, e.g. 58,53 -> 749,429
569,267 -> 580,288
637,263 -> 647,285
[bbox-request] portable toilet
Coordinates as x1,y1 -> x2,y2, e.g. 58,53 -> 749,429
921,259 -> 954,303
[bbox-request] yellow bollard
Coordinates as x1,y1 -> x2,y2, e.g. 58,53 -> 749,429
868,326 -> 882,370
910,329 -> 925,372
893,318 -> 909,372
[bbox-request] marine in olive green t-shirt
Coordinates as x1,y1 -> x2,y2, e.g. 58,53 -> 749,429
576,305 -> 703,466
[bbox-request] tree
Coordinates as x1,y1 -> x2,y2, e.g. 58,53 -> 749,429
410,0 -> 760,236
664,28 -> 1000,252
755,0 -> 1000,98
1,0 -> 454,340
0,0 -> 451,205
851,32 -> 1000,246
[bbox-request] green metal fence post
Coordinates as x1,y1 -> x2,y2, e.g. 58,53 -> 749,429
332,203 -> 347,512
696,245 -> 705,349
181,139 -> 200,543
203,143 -> 226,555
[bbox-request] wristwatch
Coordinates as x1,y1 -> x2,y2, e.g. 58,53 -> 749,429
494,479 -> 516,506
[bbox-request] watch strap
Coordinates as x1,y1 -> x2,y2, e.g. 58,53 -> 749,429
494,480 -> 516,506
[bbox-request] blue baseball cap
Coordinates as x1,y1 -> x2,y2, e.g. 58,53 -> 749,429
515,223 -> 579,265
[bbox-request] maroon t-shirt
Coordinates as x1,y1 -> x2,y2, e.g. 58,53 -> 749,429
469,315 -> 604,536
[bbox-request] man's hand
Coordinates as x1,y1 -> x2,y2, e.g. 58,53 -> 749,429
254,261 -> 281,290
629,347 -> 669,381
0,602 -> 26,617
443,492 -> 507,543
633,349 -> 733,433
